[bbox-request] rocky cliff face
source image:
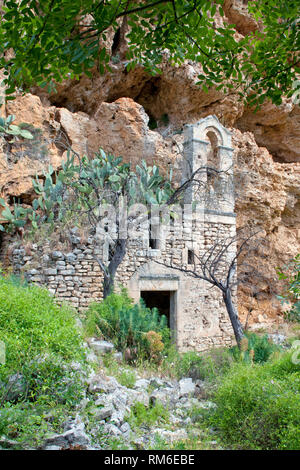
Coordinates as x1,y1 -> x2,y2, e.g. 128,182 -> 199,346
0,0 -> 299,327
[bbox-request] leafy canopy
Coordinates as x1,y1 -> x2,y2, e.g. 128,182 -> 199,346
0,0 -> 299,105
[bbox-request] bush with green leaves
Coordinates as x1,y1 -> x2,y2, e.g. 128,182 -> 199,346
0,115 -> 33,140
209,351 -> 300,450
126,401 -> 169,429
84,289 -> 170,361
161,333 -> 280,385
0,1 -> 298,108
0,275 -> 86,405
84,287 -> 134,338
230,332 -> 281,364
0,400 -> 78,449
161,347 -> 233,382
0,148 -> 174,297
277,254 -> 300,322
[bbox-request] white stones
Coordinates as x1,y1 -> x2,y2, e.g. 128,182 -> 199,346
268,333 -> 286,345
44,268 -> 57,275
56,260 -> 66,266
150,387 -> 179,408
120,422 -> 131,436
93,406 -> 114,421
196,401 -> 217,410
88,374 -> 119,394
153,428 -> 188,443
135,378 -> 150,390
41,416 -> 91,450
51,251 -> 64,260
65,253 -> 77,263
113,352 -> 123,363
88,339 -> 115,354
179,378 -> 196,397
60,269 -> 75,276
69,235 -> 81,245
103,423 -> 122,437
27,268 -> 39,275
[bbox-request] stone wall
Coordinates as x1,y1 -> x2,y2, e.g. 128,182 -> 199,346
11,238 -> 104,310
9,210 -> 236,352
5,116 -> 238,352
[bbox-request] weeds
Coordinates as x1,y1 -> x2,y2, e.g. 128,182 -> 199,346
126,401 -> 169,430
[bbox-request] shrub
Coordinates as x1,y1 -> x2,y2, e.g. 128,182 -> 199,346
118,369 -> 136,389
175,351 -> 207,380
127,401 -> 169,429
145,331 -> 164,362
209,351 -> 300,450
277,254 -> 300,322
118,303 -> 169,360
84,290 -> 170,362
84,287 -> 133,338
230,332 -> 280,364
173,348 -> 233,382
0,276 -> 86,404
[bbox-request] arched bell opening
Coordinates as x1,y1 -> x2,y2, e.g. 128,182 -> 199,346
205,129 -> 222,207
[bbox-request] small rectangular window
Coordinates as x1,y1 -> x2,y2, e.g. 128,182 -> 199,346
149,237 -> 159,249
149,212 -> 160,249
188,249 -> 194,265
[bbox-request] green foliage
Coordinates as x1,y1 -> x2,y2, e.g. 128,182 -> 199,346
0,1 -> 298,105
126,401 -> 169,429
247,0 -> 300,107
230,332 -> 281,364
277,254 -> 300,322
0,117 -> 47,165
101,353 -> 136,389
85,290 -> 170,362
84,288 -> 133,337
0,401 -> 77,448
174,351 -> 208,380
164,348 -> 233,382
150,433 -> 217,451
118,302 -> 169,358
0,115 -> 33,140
160,335 -> 279,384
118,369 -> 137,389
1,148 -> 173,232
0,276 -> 86,405
0,197 -> 30,232
209,351 -> 300,450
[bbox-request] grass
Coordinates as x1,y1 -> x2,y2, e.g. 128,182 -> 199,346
0,275 -> 87,447
0,401 -> 78,449
102,353 -> 136,388
208,350 -> 300,450
1,274 -> 298,450
126,401 -> 169,430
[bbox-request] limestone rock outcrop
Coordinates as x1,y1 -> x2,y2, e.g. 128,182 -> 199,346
237,100 -> 300,163
233,129 -> 300,324
0,0 -> 299,326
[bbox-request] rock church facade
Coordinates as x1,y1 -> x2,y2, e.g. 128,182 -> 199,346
10,115 -> 237,351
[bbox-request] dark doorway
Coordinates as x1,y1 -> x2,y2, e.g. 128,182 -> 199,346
140,290 -> 176,329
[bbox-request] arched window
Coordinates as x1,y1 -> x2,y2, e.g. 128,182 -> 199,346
206,130 -> 219,172
205,130 -> 221,208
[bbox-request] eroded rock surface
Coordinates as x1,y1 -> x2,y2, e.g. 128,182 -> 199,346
0,0 -> 299,325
